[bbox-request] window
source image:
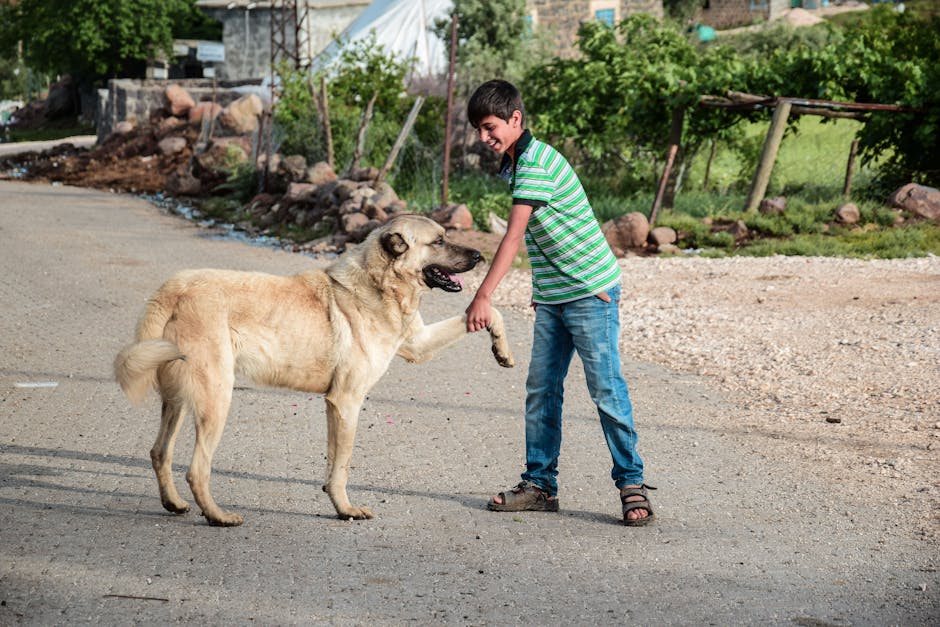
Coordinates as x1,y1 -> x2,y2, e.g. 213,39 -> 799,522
595,8 -> 615,26
589,1 -> 619,27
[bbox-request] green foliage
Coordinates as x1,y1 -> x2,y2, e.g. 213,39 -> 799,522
433,0 -> 548,95
0,0 -> 208,82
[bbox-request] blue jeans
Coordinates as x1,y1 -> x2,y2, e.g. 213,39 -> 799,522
521,284 -> 644,495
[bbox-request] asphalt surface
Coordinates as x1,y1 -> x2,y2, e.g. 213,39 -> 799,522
1,180 -> 936,625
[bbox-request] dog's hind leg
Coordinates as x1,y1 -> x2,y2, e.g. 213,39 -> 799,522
185,367 -> 243,526
324,396 -> 373,520
151,398 -> 190,514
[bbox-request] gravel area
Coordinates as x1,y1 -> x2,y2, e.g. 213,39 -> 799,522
464,253 -> 940,540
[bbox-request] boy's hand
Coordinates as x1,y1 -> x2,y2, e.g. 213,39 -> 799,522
465,294 -> 492,332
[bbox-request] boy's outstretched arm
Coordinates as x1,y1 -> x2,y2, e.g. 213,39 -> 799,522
465,203 -> 533,332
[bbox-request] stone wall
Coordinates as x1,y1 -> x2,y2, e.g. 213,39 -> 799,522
96,78 -> 264,142
698,0 -> 791,29
528,0 -> 664,58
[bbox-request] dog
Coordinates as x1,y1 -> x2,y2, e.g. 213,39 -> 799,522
114,214 -> 514,526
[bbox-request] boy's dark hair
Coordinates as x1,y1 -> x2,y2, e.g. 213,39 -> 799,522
467,79 -> 525,129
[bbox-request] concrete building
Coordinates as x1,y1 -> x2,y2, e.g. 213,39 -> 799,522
195,0 -> 371,80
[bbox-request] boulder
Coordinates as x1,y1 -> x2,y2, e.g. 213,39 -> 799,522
306,161 -> 337,186
888,183 -> 940,221
431,204 -> 474,230
284,182 -> 317,204
189,101 -> 223,125
759,196 -> 787,215
165,85 -> 195,116
157,136 -> 187,156
649,226 -> 677,246
114,120 -> 135,135
167,169 -> 201,196
835,203 -> 860,224
278,155 -> 307,183
219,94 -> 264,134
602,212 -> 649,253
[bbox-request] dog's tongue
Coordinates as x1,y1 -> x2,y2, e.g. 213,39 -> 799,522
450,273 -> 463,288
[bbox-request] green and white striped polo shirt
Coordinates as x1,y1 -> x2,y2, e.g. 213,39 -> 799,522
502,130 -> 621,304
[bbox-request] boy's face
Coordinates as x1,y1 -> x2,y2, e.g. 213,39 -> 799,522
475,110 -> 523,155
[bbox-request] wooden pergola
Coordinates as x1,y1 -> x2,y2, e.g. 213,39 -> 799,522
649,91 -> 922,222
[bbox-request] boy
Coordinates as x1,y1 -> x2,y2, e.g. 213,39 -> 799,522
464,79 -> 654,526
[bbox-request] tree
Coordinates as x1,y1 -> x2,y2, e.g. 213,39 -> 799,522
433,0 -> 548,95
0,0 -> 215,82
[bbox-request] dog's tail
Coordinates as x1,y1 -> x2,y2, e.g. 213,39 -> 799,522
114,340 -> 184,405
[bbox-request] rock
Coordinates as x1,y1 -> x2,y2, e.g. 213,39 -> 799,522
727,220 -> 750,241
157,136 -> 187,156
114,120 -> 135,135
158,116 -> 185,135
369,181 -> 399,212
602,212 -> 649,252
219,94 -> 264,134
332,180 -> 359,202
167,169 -> 201,196
284,182 -> 317,203
165,84 -> 196,116
649,226 -> 677,246
431,204 -> 474,230
279,155 -> 307,183
341,211 -> 370,234
759,196 -> 787,215
188,101 -> 222,125
835,203 -> 861,224
489,212 -> 508,236
888,183 -> 940,221
657,243 -> 682,255
349,166 -> 379,182
306,161 -> 337,186
195,138 -> 249,175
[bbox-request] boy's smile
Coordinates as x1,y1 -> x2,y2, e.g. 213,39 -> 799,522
475,111 -> 523,156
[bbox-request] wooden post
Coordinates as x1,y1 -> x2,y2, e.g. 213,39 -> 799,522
843,138 -> 859,198
377,96 -> 425,184
649,144 -> 678,227
703,139 -> 717,190
441,13 -> 458,208
347,91 -> 378,176
744,100 -> 791,213
650,107 -> 685,226
319,76 -> 334,170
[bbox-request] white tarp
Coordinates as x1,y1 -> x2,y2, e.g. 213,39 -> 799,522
314,0 -> 453,77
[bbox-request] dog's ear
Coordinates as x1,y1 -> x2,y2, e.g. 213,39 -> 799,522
381,231 -> 409,257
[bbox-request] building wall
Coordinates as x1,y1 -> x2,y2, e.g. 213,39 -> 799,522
698,0 -> 791,30
198,1 -> 369,81
528,0 -> 664,58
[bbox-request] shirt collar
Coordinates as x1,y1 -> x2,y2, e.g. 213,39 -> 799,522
498,129 -> 533,181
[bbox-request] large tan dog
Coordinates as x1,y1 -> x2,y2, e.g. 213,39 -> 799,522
114,214 -> 514,526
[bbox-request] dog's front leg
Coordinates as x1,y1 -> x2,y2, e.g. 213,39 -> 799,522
323,396 -> 373,520
397,307 -> 514,367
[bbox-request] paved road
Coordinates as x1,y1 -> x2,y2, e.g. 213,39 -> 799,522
0,180 -> 936,625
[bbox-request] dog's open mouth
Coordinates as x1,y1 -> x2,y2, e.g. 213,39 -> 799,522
423,265 -> 464,292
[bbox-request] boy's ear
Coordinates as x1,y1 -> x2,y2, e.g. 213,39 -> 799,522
510,109 -> 522,127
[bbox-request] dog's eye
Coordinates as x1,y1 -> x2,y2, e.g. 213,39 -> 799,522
434,237 -> 445,246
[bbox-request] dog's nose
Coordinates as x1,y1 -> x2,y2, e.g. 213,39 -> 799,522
471,250 -> 482,264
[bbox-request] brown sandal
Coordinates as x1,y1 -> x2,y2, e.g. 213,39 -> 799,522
488,481 -> 559,512
621,484 -> 656,526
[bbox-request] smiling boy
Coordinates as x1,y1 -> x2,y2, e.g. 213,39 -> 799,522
464,79 -> 654,525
